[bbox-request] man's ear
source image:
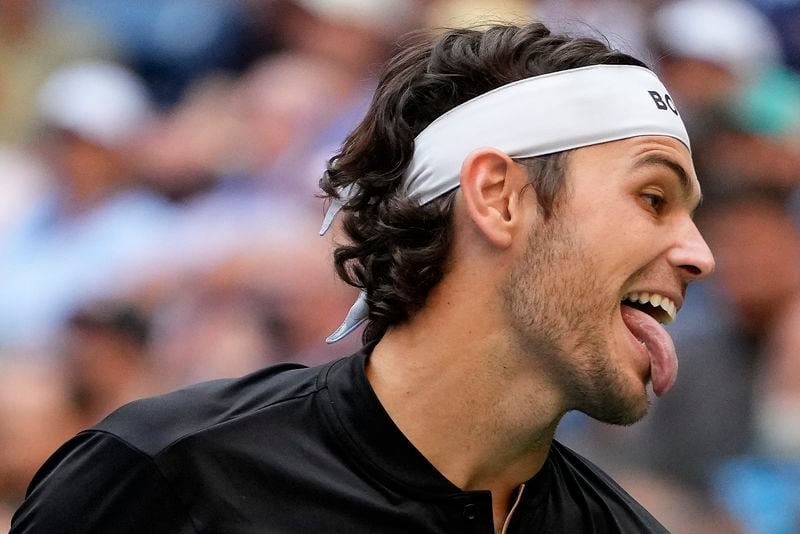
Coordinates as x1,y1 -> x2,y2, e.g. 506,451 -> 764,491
459,148 -> 530,249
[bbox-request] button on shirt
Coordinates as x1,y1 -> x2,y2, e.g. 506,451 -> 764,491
11,346 -> 668,533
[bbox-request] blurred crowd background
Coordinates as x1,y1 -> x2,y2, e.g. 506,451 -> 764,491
1,0 -> 799,532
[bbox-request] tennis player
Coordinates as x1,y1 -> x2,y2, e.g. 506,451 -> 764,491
12,21 -> 713,533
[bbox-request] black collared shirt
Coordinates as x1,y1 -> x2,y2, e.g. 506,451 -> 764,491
11,347 -> 667,533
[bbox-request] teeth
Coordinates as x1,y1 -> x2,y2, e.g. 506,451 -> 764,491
622,292 -> 677,324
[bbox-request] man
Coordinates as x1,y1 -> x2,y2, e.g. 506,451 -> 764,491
11,22 -> 714,533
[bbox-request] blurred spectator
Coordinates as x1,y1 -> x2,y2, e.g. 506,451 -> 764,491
758,298 -> 800,461
426,0 -> 532,28
535,0 -> 651,61
701,187 -> 800,339
651,0 -> 782,141
0,147 -> 51,244
0,0 -> 115,145
243,0 -> 428,202
0,360 -> 79,531
698,111 -> 800,209
712,297 -> 800,534
694,66 -> 800,199
616,470 -> 744,534
50,0 -> 277,108
62,300 -> 162,428
227,51 -> 365,199
145,210 -> 360,386
136,51 -> 360,203
278,0 -> 421,76
750,0 -> 800,73
0,60 -> 175,348
148,279 -> 292,386
735,65 -> 800,140
133,74 -> 240,202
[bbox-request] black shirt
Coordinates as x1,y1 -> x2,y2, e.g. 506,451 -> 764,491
11,346 -> 668,533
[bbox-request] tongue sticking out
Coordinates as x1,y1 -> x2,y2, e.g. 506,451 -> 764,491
620,306 -> 678,396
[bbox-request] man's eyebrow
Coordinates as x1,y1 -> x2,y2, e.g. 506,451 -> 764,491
633,154 -> 702,212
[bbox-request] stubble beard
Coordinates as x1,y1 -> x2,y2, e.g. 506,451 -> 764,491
502,216 -> 649,426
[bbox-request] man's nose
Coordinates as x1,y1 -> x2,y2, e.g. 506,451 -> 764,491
667,221 -> 716,282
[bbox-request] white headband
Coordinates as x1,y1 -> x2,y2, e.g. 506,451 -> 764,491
322,64 -> 689,342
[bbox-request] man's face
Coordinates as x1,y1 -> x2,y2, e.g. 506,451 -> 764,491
503,136 -> 714,425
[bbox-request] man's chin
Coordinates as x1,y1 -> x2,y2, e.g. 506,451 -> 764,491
580,386 -> 650,426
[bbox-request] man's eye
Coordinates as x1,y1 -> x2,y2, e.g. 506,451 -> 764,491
642,193 -> 665,211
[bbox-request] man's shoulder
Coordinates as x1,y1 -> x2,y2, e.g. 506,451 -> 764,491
94,360 -> 332,458
545,440 -> 668,532
549,439 -> 628,491
11,358 -> 357,533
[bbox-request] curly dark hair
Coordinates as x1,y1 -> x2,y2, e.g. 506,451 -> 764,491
320,22 -> 647,343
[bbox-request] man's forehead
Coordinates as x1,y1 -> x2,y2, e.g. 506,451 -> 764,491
568,136 -> 702,210
627,138 -> 702,209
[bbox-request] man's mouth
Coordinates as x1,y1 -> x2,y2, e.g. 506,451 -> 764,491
619,292 -> 679,397
620,292 -> 676,325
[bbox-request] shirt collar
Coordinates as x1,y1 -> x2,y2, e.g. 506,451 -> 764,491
317,344 -> 556,502
318,343 -> 468,498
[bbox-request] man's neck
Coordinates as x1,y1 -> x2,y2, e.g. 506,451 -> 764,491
366,298 -> 565,529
